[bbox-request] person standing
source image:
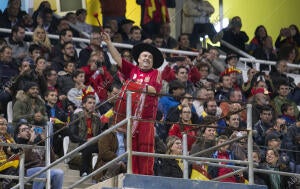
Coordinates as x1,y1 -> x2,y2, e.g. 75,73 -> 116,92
102,32 -> 164,175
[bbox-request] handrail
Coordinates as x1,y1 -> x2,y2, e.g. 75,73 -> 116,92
11,118 -> 129,189
0,28 -> 300,69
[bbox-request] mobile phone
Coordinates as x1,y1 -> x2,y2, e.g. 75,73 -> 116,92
34,127 -> 43,134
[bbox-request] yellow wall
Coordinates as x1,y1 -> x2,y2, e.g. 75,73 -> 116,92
33,0 -> 300,44
209,0 -> 300,43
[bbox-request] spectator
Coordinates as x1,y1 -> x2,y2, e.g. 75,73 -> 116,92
155,136 -> 183,178
208,135 -> 241,183
199,99 -> 226,135
0,116 -> 18,189
35,7 -> 56,33
253,36 -> 277,70
158,79 -> 185,118
78,31 -> 111,69
158,23 -> 178,49
14,120 -> 64,189
12,82 -> 48,126
221,16 -> 249,53
253,105 -> 274,146
215,74 -> 233,101
278,45 -> 298,69
271,82 -> 299,118
5,24 -> 28,61
168,105 -> 197,151
118,19 -> 135,42
193,88 -> 208,117
51,29 -> 76,60
280,103 -> 298,126
286,121 -> 300,173
20,13 -> 35,33
183,0 -> 223,47
51,41 -> 78,72
0,0 -> 27,30
93,124 -> 127,182
75,9 -> 92,34
26,44 -> 42,65
100,0 -> 126,26
136,0 -> 176,37
162,56 -> 201,84
248,25 -> 268,54
259,148 -> 293,189
171,65 -> 197,95
44,89 -> 68,156
164,93 -> 199,140
275,24 -> 300,49
44,67 -> 58,91
69,94 -> 102,176
250,87 -> 271,124
223,113 -> 243,138
57,61 -> 75,102
32,26 -> 52,60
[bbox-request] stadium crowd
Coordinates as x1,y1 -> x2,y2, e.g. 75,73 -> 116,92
0,0 -> 299,189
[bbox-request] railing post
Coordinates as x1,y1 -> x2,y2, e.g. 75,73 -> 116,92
45,122 -> 51,189
182,133 -> 189,179
126,91 -> 132,174
19,153 -> 25,189
247,104 -> 254,184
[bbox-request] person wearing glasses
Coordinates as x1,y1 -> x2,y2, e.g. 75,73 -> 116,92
0,116 -> 18,189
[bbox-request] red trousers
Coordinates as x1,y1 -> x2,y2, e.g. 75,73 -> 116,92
132,121 -> 154,175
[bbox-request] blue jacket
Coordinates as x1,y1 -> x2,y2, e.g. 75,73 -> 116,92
158,96 -> 180,118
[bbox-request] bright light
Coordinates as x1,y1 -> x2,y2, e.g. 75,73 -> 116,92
214,18 -> 229,32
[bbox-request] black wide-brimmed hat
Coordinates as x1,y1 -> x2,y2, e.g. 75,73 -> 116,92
131,43 -> 164,69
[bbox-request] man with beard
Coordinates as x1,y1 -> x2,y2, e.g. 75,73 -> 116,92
5,24 -> 28,61
12,82 -> 47,126
69,94 -> 102,176
199,99 -> 226,135
51,41 -> 78,72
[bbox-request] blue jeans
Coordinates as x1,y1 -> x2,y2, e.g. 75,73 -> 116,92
26,167 -> 64,189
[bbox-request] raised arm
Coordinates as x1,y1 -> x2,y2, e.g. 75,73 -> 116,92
101,32 -> 122,69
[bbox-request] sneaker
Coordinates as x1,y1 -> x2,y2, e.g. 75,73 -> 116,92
81,172 -> 88,177
211,31 -> 224,43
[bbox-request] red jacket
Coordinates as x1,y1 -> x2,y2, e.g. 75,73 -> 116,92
162,65 -> 201,84
168,123 -> 196,151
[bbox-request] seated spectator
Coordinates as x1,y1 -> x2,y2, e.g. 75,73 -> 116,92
158,23 -> 178,49
14,120 -> 64,189
158,79 -> 185,118
174,33 -> 197,52
93,126 -> 127,182
278,45 -> 299,73
57,61 -> 76,104
286,122 -> 300,173
0,0 -> 27,31
67,69 -> 100,109
124,26 -> 152,45
275,24 -> 300,49
224,53 -> 244,86
155,136 -> 183,178
26,44 -> 42,66
51,29 -> 75,60
5,24 -> 29,61
271,82 -> 299,118
208,135 -> 243,183
32,26 -> 52,60
13,82 -> 48,126
118,19 -> 134,42
215,74 -> 233,101
223,113 -> 245,138
199,99 -> 226,135
44,89 -> 68,156
253,36 -> 277,70
265,117 -> 288,145
250,87 -> 271,124
0,116 -> 18,189
78,32 -> 111,69
221,16 -> 249,53
280,103 -> 298,126
253,105 -> 274,146
190,115 -> 217,159
75,9 -> 92,35
259,148 -> 294,189
248,25 -> 268,54
20,13 -> 35,33
162,56 -> 201,85
44,67 -> 58,92
69,94 -> 102,176
168,105 -> 197,151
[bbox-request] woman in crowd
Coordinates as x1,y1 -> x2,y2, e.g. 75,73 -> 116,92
248,25 -> 268,54
32,26 -> 52,60
155,136 -> 183,178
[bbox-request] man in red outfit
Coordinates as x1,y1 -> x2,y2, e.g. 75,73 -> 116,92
102,32 -> 163,175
